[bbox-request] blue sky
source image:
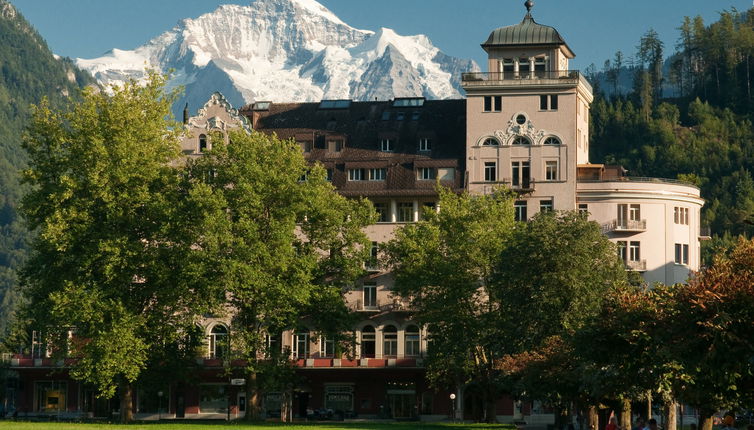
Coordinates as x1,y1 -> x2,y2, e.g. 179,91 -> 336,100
11,0 -> 753,70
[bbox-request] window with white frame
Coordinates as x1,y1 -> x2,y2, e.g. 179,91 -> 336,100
208,324 -> 228,359
380,139 -> 394,152
361,326 -> 376,357
512,161 -> 531,188
265,333 -> 281,357
383,325 -> 398,357
675,243 -> 689,265
405,325 -> 420,357
545,161 -> 558,181
514,200 -> 527,221
397,202 -> 414,222
320,337 -> 335,357
540,199 -> 554,212
369,168 -> 386,181
617,241 -> 628,262
674,207 -> 689,225
418,167 -> 436,180
484,162 -> 497,182
293,331 -> 309,358
363,283 -> 377,308
418,138 -> 431,152
629,241 -> 641,262
348,168 -> 365,181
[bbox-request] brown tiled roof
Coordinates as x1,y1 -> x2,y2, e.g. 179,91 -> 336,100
240,100 -> 467,198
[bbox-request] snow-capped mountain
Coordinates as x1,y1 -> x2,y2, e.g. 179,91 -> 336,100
76,0 -> 478,112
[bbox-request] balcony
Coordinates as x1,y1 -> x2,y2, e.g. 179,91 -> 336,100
354,299 -> 379,312
353,298 -> 412,313
364,259 -> 381,273
602,219 -> 647,233
625,260 -> 647,272
699,226 -> 712,240
462,70 -> 592,92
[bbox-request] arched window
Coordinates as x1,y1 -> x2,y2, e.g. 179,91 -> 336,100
512,136 -> 531,145
361,325 -> 375,358
405,325 -> 420,357
543,136 -> 561,145
208,324 -> 228,359
199,134 -> 208,152
482,137 -> 499,146
383,325 -> 398,357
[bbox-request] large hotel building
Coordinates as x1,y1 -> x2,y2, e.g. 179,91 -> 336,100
6,2 -> 705,422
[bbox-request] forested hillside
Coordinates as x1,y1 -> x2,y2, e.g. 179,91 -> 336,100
588,7 -> 754,261
0,0 -> 96,340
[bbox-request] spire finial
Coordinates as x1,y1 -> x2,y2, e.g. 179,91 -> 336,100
525,0 -> 534,14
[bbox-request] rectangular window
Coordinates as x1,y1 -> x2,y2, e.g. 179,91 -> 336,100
383,331 -> 398,357
405,332 -> 420,356
545,161 -> 558,181
418,137 -> 431,151
293,333 -> 309,359
617,241 -> 627,263
363,284 -> 377,308
683,244 -> 689,264
578,203 -> 589,214
484,162 -> 497,182
512,161 -> 531,187
348,169 -> 365,181
675,207 -> 689,225
483,96 -> 502,112
199,384 -> 227,414
519,58 -> 530,76
369,168 -> 386,181
676,244 -> 689,265
396,112 -> 405,121
366,241 -> 380,271
381,111 -> 391,121
418,167 -> 436,180
320,337 -> 335,358
629,204 -> 641,221
540,95 -> 558,110
514,200 -> 528,221
629,241 -> 641,262
300,140 -> 313,152
534,57 -> 546,75
328,140 -> 343,152
397,202 -> 414,222
674,207 -> 679,224
540,199 -> 553,212
380,139 -> 394,152
502,58 -> 515,74
326,168 -> 333,182
374,202 -> 389,223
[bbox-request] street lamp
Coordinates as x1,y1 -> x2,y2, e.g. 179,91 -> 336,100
450,393 -> 456,422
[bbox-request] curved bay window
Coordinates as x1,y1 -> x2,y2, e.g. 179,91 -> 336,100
405,325 -> 420,357
361,325 -> 376,358
208,324 -> 228,359
383,325 -> 398,357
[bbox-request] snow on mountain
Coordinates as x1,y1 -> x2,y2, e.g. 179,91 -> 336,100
75,0 -> 477,112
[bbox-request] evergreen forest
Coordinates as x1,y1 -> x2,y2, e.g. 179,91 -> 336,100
0,0 -> 95,341
588,8 -> 754,262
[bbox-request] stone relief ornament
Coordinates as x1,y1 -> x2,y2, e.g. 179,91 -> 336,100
187,91 -> 252,133
493,114 -> 549,145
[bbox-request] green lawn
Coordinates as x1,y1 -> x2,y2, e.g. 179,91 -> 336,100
0,421 -> 516,430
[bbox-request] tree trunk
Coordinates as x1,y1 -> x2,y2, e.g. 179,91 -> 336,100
280,390 -> 292,422
621,398 -> 632,430
244,371 -> 261,421
484,388 -> 496,423
119,380 -> 134,423
646,391 -> 652,420
588,405 -> 599,430
665,399 -> 677,430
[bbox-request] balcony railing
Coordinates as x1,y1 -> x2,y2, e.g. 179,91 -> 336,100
625,260 -> 647,271
603,219 -> 647,233
354,299 -> 380,312
462,70 -> 592,92
578,176 -> 700,190
700,226 -> 712,239
365,259 -> 381,273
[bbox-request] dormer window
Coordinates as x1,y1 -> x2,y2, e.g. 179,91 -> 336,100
327,139 -> 343,153
418,138 -> 431,152
380,139 -> 394,152
381,111 -> 391,121
396,112 -> 405,121
417,167 -> 436,181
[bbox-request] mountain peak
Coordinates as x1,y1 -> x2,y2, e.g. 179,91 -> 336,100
75,0 -> 477,110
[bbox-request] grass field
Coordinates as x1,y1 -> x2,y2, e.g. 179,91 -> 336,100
0,421 -> 517,430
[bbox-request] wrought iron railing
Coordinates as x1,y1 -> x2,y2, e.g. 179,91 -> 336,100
462,70 -> 592,92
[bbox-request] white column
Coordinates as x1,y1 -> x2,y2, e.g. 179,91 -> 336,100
390,200 -> 397,223
397,327 -> 405,358
413,200 -> 419,222
375,328 -> 383,358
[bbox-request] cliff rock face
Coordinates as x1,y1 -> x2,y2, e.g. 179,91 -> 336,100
76,0 -> 477,111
